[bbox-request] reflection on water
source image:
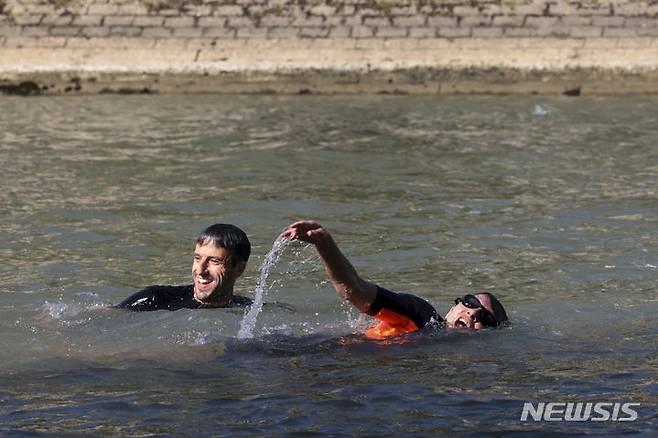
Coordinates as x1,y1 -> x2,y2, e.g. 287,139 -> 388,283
0,95 -> 656,435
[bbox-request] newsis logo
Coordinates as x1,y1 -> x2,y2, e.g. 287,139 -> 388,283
520,402 -> 640,422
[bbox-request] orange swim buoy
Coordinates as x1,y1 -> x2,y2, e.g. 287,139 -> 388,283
363,308 -> 419,339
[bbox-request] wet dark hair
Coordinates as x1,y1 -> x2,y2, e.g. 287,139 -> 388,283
195,224 -> 251,265
478,292 -> 508,326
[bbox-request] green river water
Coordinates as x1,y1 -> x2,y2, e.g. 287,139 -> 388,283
0,95 -> 656,436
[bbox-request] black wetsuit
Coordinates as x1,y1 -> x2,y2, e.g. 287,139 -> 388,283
115,284 -> 253,311
364,286 -> 443,338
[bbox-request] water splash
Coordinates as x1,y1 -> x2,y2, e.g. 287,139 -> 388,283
41,301 -> 82,320
237,236 -> 289,339
532,104 -> 549,116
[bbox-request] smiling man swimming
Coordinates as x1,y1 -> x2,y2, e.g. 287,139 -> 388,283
281,220 -> 507,338
116,223 -> 252,311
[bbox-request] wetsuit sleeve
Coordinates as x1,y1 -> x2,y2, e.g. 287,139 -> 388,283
115,286 -> 167,311
230,295 -> 254,308
366,286 -> 442,330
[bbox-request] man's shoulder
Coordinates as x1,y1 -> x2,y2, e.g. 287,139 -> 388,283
116,284 -> 195,311
142,284 -> 194,295
134,284 -> 195,302
369,286 -> 443,326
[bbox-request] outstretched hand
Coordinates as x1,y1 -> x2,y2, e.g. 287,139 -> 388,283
281,220 -> 328,245
282,219 -> 376,312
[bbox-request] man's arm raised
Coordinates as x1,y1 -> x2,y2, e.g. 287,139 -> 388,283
281,220 -> 377,313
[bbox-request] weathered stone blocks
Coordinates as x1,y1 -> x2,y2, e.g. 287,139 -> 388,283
87,5 -> 119,15
173,27 -> 203,37
85,26 -> 112,37
0,0 -> 656,63
164,17 -> 195,28
203,26 -> 236,38
472,27 -> 503,38
299,26 -> 329,37
13,15 -> 43,25
215,5 -> 243,16
393,16 -> 426,27
439,27 -> 471,37
104,16 -> 134,26
50,26 -> 80,36
142,27 -> 172,38
377,26 -> 407,37
134,16 -> 165,26
268,26 -> 299,38
73,16 -> 104,26
409,27 -> 435,38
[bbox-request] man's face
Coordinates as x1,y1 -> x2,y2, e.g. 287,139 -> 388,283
444,293 -> 496,329
192,241 -> 245,304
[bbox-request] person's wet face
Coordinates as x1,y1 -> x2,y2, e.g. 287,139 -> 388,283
192,240 -> 245,304
444,293 -> 497,329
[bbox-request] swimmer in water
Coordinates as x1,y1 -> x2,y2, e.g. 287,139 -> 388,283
115,223 -> 252,311
281,220 -> 507,338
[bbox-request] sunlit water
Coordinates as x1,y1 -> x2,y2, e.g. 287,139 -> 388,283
0,95 -> 656,436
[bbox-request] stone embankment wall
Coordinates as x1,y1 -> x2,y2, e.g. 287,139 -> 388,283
1,0 -> 658,95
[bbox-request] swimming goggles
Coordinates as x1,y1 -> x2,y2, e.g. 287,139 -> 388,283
454,294 -> 498,327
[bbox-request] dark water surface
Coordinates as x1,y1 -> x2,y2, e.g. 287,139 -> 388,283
0,95 -> 656,436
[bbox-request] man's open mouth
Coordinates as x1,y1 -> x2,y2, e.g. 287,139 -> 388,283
197,277 -> 213,285
455,317 -> 470,328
